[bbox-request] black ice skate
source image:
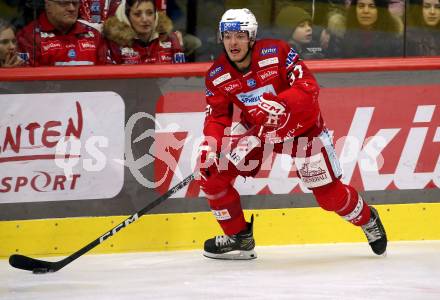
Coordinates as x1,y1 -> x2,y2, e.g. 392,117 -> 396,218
361,207 -> 387,255
203,215 -> 257,260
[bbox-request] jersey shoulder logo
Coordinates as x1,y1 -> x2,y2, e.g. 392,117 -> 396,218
209,66 -> 224,78
286,48 -> 299,69
205,88 -> 214,97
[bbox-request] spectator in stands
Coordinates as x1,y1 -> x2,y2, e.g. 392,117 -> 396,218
0,18 -> 25,67
275,6 -> 325,59
156,11 -> 183,47
274,1 -> 347,58
331,0 -> 403,58
320,3 -> 347,51
79,0 -> 121,31
103,0 -> 185,64
16,0 -> 107,66
406,0 -> 440,56
388,0 -> 405,19
156,10 -> 201,58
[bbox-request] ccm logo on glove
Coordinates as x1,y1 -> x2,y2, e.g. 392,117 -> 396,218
251,93 -> 288,129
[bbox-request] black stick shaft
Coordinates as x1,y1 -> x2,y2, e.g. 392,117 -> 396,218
63,173 -> 196,267
9,173 -> 195,272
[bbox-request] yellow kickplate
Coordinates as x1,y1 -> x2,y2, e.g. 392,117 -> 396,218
1,203 -> 439,258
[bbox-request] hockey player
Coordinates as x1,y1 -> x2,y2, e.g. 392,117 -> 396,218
196,8 -> 387,260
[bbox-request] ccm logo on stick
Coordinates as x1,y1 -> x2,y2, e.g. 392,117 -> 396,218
99,214 -> 140,243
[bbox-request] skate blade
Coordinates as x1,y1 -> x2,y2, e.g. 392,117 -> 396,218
203,249 -> 257,260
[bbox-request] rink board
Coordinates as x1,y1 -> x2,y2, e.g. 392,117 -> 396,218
1,59 -> 440,259
1,203 -> 440,258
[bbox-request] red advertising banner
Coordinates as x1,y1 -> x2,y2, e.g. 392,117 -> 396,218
154,85 -> 440,198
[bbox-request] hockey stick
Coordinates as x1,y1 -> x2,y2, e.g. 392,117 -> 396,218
9,173 -> 195,274
9,125 -> 259,274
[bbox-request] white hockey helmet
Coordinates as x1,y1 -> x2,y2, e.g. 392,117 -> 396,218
219,8 -> 258,41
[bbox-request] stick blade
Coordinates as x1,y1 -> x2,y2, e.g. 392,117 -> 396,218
9,254 -> 57,273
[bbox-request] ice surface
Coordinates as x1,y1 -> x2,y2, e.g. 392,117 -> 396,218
1,241 -> 440,300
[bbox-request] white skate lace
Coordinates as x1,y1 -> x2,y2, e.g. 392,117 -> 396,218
362,218 -> 382,243
215,235 -> 236,247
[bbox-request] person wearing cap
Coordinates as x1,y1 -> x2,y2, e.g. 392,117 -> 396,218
275,6 -> 325,59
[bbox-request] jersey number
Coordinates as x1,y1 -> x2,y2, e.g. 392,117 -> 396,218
288,65 -> 304,86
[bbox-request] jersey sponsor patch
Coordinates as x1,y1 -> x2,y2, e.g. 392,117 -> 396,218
243,70 -> 253,77
159,52 -> 173,62
209,66 -> 223,78
41,41 -> 63,52
220,21 -> 241,32
91,1 -> 101,12
236,84 -> 276,106
78,31 -> 95,39
79,40 -> 97,51
121,47 -> 139,57
174,52 -> 185,63
220,79 -> 242,93
226,135 -> 261,167
213,73 -> 232,86
91,15 -> 101,23
212,209 -> 232,220
18,52 -> 29,62
247,78 -> 256,88
160,41 -> 172,48
54,61 -> 94,66
257,66 -> 278,83
68,49 -> 76,59
258,57 -> 279,68
260,47 -> 278,56
295,152 -> 333,188
40,32 -> 56,38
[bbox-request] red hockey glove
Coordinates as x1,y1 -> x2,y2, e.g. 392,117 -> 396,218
250,92 -> 289,129
195,140 -> 219,188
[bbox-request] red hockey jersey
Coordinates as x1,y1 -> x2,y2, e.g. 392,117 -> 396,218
17,13 -> 107,67
79,0 -> 121,24
106,32 -> 185,64
204,39 -> 323,146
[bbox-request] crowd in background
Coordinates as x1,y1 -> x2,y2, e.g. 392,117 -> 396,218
0,0 -> 439,68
